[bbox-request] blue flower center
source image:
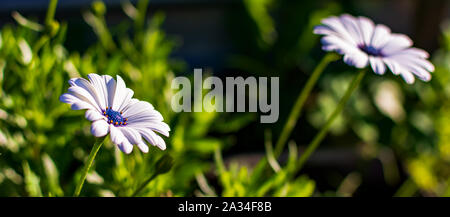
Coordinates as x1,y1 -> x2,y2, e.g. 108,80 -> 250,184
102,107 -> 128,127
358,44 -> 384,57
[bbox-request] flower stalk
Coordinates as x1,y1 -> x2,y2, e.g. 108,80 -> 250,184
273,52 -> 339,157
131,173 -> 158,197
45,0 -> 58,26
131,154 -> 173,197
73,136 -> 106,196
293,69 -> 366,175
249,53 -> 338,185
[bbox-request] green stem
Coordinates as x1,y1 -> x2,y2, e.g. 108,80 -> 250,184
132,173 -> 158,197
248,54 -> 338,188
73,137 -> 105,196
131,154 -> 174,197
135,0 -> 150,31
273,53 -> 339,157
45,0 -> 58,26
293,69 -> 366,175
214,148 -> 226,174
394,179 -> 417,197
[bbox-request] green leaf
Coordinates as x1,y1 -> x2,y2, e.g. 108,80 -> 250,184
42,153 -> 63,196
22,161 -> 43,197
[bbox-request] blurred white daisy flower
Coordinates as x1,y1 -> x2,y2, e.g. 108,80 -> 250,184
60,73 -> 170,154
314,14 -> 434,84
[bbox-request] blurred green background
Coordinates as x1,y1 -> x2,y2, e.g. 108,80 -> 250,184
0,0 -> 450,197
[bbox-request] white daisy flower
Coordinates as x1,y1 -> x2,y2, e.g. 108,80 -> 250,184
60,73 -> 170,154
314,14 -> 434,84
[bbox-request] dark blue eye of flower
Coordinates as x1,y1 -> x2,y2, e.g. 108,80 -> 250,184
358,44 -> 384,57
103,107 -> 128,126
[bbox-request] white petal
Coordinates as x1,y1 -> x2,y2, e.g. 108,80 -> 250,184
392,54 -> 434,72
313,25 -> 334,35
369,57 -> 386,75
155,135 -> 167,150
70,102 -> 94,110
357,16 -> 375,45
60,93 -> 76,103
135,127 -> 166,150
85,109 -> 105,121
102,74 -> 114,82
340,14 -> 364,45
383,58 -> 401,75
416,58 -> 434,72
370,24 -> 391,48
109,125 -> 125,145
409,66 -> 432,82
137,142 -> 149,153
398,61 -> 432,81
104,75 -> 116,108
320,16 -> 357,45
121,127 -> 152,153
60,93 -> 96,110
117,88 -> 134,112
127,121 -> 170,137
381,34 -> 413,54
68,86 -> 102,112
121,127 -> 151,153
122,101 -> 160,119
400,71 -> 415,84
118,139 -> 133,154
111,75 -> 127,111
387,54 -> 434,82
343,51 -> 369,68
127,111 -> 164,125
68,77 -> 106,110
120,98 -> 140,113
402,48 -> 430,58
121,127 -> 143,145
68,77 -> 88,87
321,35 -> 358,55
91,120 -> 109,137
86,74 -> 109,109
385,57 -> 425,84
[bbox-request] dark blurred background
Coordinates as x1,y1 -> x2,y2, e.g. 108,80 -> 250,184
1,0 -> 450,196
1,0 -> 448,71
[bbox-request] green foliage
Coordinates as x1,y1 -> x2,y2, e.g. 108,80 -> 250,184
224,0 -> 450,197
397,22 -> 450,196
0,0 -> 249,197
1,0 -> 450,197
